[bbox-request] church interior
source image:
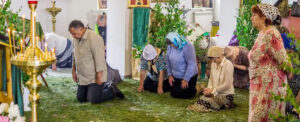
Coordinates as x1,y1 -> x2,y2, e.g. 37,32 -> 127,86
0,0 -> 300,121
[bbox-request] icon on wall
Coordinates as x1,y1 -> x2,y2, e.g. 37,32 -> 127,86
128,0 -> 150,8
99,0 -> 107,9
192,0 -> 213,8
151,0 -> 169,2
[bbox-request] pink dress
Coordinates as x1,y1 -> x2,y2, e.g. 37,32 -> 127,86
248,27 -> 288,122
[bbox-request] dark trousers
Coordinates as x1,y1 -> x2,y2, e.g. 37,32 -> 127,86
77,82 -> 116,104
143,76 -> 171,93
170,75 -> 197,99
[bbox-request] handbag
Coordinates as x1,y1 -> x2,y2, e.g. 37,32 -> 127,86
291,1 -> 300,17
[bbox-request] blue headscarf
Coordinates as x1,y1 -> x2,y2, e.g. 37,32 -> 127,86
166,32 -> 187,50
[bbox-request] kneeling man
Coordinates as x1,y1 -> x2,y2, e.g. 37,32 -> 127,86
69,20 -> 124,104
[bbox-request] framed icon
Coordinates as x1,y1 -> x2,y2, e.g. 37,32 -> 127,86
128,0 -> 150,8
99,0 -> 107,9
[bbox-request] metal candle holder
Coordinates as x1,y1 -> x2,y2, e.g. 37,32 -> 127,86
10,1 -> 56,122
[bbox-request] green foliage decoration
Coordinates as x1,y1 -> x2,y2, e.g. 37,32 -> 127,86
132,44 -> 143,59
270,32 -> 300,121
0,0 -> 25,45
148,0 -> 192,51
0,0 -> 31,82
235,0 -> 260,50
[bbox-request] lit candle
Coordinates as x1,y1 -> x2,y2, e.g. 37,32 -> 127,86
7,28 -> 13,55
35,36 -> 39,47
22,15 -> 25,41
20,39 -> 23,54
45,42 -> 48,53
51,48 -> 55,58
12,30 -> 16,55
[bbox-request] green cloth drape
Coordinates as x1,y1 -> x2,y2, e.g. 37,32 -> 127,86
132,8 -> 150,48
12,65 -> 23,116
2,50 -> 7,91
0,48 -> 24,116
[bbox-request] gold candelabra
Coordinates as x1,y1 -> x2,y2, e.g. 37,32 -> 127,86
46,1 -> 61,32
10,1 -> 56,122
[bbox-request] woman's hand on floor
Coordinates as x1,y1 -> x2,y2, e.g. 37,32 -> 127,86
138,85 -> 144,92
52,63 -> 57,71
157,87 -> 164,94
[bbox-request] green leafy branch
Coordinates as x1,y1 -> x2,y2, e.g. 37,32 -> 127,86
132,44 -> 143,59
148,0 -> 191,51
270,32 -> 300,121
235,0 -> 260,50
0,0 -> 25,45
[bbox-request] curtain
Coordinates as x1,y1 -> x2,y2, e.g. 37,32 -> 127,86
132,8 -> 150,48
0,49 -> 24,116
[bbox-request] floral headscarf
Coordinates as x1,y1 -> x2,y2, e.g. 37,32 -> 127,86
166,32 -> 187,50
257,3 -> 281,24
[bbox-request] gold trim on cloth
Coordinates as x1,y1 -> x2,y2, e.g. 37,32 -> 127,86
0,91 -> 11,103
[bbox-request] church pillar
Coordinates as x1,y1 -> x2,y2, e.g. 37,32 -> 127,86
106,0 -> 129,77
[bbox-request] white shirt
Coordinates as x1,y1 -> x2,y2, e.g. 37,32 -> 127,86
208,57 -> 235,96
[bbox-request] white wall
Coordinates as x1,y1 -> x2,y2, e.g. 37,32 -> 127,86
10,0 -> 99,39
106,0 -> 127,77
10,0 -> 70,38
217,0 -> 239,47
66,0 -> 98,38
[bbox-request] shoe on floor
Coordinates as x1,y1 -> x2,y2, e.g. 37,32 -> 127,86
111,82 -> 125,99
116,90 -> 125,99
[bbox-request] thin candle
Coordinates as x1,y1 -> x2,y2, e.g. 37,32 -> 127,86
22,15 -> 25,41
45,42 -> 48,53
12,30 -> 16,55
51,48 -> 55,58
7,28 -> 13,55
35,36 -> 39,47
20,39 -> 23,54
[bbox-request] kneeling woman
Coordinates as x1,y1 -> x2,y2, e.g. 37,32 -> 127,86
166,32 -> 198,99
138,44 -> 170,94
188,46 -> 235,112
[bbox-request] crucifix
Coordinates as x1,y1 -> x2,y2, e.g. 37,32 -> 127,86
46,1 -> 61,32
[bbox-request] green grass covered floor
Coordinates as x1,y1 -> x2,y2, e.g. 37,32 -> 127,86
25,77 -> 249,122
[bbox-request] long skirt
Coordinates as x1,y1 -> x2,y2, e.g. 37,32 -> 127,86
187,94 -> 235,112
